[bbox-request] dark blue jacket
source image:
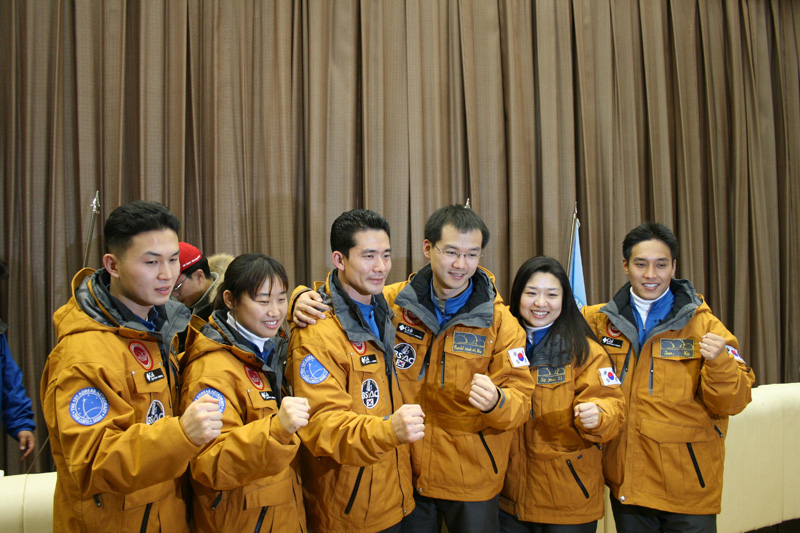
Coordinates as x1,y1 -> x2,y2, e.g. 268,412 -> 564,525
0,320 -> 36,439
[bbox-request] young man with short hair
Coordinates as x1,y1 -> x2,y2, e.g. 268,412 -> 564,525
582,221 -> 754,532
287,209 -> 424,533
41,201 -> 223,532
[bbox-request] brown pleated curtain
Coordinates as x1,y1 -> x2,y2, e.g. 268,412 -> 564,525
0,0 -> 797,474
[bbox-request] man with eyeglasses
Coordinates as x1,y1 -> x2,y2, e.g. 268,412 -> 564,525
294,204 -> 535,532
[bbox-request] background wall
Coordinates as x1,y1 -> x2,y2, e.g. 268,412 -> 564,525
1,0 -> 798,474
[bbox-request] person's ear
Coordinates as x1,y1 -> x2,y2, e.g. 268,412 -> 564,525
332,251 -> 346,272
422,240 -> 432,260
103,253 -> 121,279
223,290 -> 234,310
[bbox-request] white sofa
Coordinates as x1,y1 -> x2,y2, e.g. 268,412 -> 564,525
2,383 -> 798,532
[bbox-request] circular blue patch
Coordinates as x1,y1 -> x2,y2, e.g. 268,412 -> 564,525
146,400 -> 165,425
69,388 -> 110,426
394,343 -> 417,370
194,388 -> 226,413
300,354 -> 330,385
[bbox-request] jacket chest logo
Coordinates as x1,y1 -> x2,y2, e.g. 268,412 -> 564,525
361,378 -> 379,409
245,364 -> 265,390
146,400 -> 165,425
359,354 -> 378,366
144,368 -> 165,383
394,343 -> 417,370
602,337 -> 624,349
606,323 -> 622,338
398,323 -> 424,340
537,365 -> 567,384
129,341 -> 154,370
259,391 -> 276,402
659,338 -> 695,358
402,309 -> 422,326
451,332 -> 486,355
351,341 -> 367,355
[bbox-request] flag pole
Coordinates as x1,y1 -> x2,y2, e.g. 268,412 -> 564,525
567,202 -> 578,277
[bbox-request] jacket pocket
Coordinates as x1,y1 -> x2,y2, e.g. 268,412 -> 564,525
650,338 -> 702,404
532,365 -> 574,429
443,332 -> 489,395
637,418 -> 716,499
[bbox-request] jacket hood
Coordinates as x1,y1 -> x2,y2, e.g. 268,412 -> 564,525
394,264 -> 498,335
54,268 -> 191,344
182,310 -> 289,400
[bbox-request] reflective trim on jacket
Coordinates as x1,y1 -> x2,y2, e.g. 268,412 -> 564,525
582,278 -> 755,515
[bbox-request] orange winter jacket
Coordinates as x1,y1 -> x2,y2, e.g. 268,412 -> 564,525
41,268 -> 196,533
287,270 -> 414,533
500,330 -> 624,525
180,313 -> 305,532
582,279 -> 755,515
383,266 -> 536,502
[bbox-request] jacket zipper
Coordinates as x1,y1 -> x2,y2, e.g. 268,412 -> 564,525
619,345 -> 633,384
648,356 -> 654,395
211,491 -> 223,510
566,459 -> 590,499
254,506 -> 268,532
478,431 -> 498,474
344,467 -> 365,515
417,345 -> 433,381
686,443 -> 706,488
440,350 -> 446,389
93,494 -> 102,507
139,502 -> 152,533
714,425 -> 724,438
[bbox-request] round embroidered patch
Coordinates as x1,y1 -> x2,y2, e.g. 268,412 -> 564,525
361,378 -> 379,409
69,388 -> 110,426
245,365 -> 265,390
129,341 -> 154,370
402,309 -> 421,326
606,323 -> 622,338
146,400 -> 165,425
394,343 -> 417,370
351,341 -> 367,355
299,354 -> 330,384
194,388 -> 226,413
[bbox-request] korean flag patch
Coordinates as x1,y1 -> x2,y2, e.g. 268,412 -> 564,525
599,367 -> 621,387
508,348 -> 530,368
194,388 -> 226,413
726,345 -> 745,364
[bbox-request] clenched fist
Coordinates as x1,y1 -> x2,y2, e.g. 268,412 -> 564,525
278,396 -> 311,434
391,404 -> 426,444
181,394 -> 223,446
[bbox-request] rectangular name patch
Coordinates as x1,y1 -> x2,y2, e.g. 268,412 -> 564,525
359,354 -> 378,366
659,338 -> 695,358
398,323 -> 425,340
144,368 -> 165,383
451,332 -> 487,356
537,365 -> 566,385
602,337 -> 624,349
259,391 -> 276,402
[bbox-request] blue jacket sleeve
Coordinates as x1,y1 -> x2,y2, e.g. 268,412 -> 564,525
1,333 -> 36,439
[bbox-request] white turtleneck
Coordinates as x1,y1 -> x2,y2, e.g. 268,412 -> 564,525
225,313 -> 273,353
630,287 -> 670,326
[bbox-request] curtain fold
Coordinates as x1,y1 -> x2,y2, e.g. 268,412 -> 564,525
2,0 -> 798,474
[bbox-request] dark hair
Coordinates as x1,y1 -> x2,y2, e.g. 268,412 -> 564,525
104,201 -> 181,255
424,204 -> 490,249
330,209 -> 391,258
0,260 -> 7,281
182,257 -> 211,278
213,254 -> 289,311
509,256 -> 598,366
622,222 -> 679,262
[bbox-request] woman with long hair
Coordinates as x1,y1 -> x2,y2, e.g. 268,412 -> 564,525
499,256 -> 624,532
180,253 -> 308,532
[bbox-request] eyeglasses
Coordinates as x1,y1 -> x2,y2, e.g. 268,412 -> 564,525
172,275 -> 188,293
433,244 -> 483,261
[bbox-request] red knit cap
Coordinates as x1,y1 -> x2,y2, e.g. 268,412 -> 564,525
178,242 -> 203,274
